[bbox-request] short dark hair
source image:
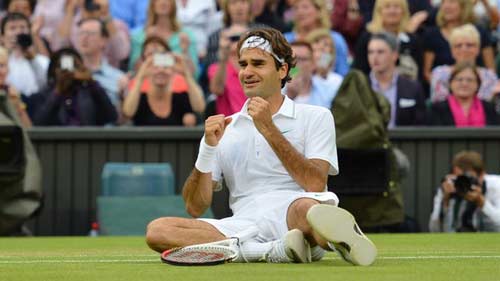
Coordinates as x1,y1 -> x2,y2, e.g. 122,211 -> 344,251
77,17 -> 109,38
237,27 -> 296,88
452,150 -> 485,175
369,32 -> 400,52
291,41 -> 314,56
1,12 -> 30,35
141,36 -> 171,59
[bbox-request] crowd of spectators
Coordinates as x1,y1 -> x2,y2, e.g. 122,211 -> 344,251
1,0 -> 500,128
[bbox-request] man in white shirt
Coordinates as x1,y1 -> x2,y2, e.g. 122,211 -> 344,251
146,27 -> 377,265
1,12 -> 49,97
429,150 -> 500,232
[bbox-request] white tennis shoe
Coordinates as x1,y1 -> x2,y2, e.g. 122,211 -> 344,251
306,204 -> 377,266
265,229 -> 312,263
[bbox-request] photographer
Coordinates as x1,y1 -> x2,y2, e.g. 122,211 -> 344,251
1,12 -> 49,97
31,48 -> 117,126
429,151 -> 500,232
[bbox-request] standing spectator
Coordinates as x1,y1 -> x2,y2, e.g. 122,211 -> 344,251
367,32 -> 426,127
109,0 -> 149,31
76,17 -> 124,109
205,0 -> 262,68
330,0 -> 363,56
56,0 -> 130,68
431,24 -> 498,103
429,62 -> 500,126
422,0 -> 495,83
32,48 -> 117,126
352,0 -> 423,81
32,0 -> 66,52
0,45 -> 31,127
1,13 -> 49,97
284,0 -> 350,76
285,41 -> 339,109
176,0 -> 218,59
128,0 -> 199,78
122,48 -> 205,126
208,26 -> 248,116
305,29 -> 343,92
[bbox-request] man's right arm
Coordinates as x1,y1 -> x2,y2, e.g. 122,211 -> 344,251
182,169 -> 217,218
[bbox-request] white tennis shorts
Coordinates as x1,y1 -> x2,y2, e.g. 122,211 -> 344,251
199,191 -> 338,242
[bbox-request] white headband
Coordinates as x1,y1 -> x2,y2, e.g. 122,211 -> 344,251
240,36 -> 285,64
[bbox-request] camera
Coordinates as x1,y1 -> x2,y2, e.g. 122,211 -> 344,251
453,173 -> 479,196
16,34 -> 33,49
153,53 -> 175,68
84,0 -> 101,11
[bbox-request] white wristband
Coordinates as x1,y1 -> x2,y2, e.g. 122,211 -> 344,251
195,140 -> 217,173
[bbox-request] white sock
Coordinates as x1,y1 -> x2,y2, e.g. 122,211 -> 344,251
234,240 -> 276,262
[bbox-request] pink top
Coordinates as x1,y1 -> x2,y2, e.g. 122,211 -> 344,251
447,95 -> 486,127
208,62 -> 247,116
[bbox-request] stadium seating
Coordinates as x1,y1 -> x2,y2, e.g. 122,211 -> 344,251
98,162 -> 213,235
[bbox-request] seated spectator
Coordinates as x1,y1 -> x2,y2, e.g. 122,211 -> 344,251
76,17 -> 125,110
284,0 -> 349,76
128,0 -> 198,78
422,0 -> 495,83
109,0 -> 149,31
285,41 -> 339,108
305,29 -> 343,90
32,48 -> 117,126
205,0 -> 263,68
330,0 -> 363,56
122,48 -> 205,126
1,13 -> 49,97
431,24 -> 498,103
359,0 -> 432,24
55,0 -> 130,68
3,0 -> 35,18
352,0 -> 422,81
208,25 -> 247,116
368,32 -> 426,127
0,45 -> 31,127
429,62 -> 500,126
176,0 -> 218,59
429,150 -> 500,232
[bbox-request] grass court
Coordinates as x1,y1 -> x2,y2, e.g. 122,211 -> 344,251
1,233 -> 499,281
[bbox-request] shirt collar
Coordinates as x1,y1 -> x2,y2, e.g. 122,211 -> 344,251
233,94 -> 297,125
369,71 -> 399,89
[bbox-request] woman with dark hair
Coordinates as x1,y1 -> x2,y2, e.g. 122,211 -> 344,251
32,48 -> 117,126
122,39 -> 205,126
429,61 -> 499,126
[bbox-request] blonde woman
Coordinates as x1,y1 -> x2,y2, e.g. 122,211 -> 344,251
352,0 -> 422,81
422,0 -> 495,82
283,0 -> 349,76
431,24 -> 498,103
128,0 -> 199,77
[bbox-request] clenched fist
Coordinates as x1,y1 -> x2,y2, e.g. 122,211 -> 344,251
204,114 -> 232,146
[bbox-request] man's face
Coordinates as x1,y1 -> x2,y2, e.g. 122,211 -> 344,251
238,47 -> 286,98
2,19 -> 30,50
367,39 -> 398,74
291,45 -> 315,77
77,21 -> 106,56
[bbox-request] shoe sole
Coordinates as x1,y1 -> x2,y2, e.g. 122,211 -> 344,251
285,229 -> 312,263
306,205 -> 377,266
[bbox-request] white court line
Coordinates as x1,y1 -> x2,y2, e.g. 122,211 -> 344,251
1,255 -> 500,264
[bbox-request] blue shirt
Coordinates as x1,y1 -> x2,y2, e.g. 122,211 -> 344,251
287,76 -> 339,109
284,31 -> 350,76
109,0 -> 149,30
92,61 -> 124,107
370,72 -> 398,128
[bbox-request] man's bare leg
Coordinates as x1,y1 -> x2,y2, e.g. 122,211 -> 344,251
146,217 -> 226,252
286,198 -> 328,248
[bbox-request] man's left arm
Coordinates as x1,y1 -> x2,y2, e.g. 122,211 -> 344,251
248,97 -> 335,192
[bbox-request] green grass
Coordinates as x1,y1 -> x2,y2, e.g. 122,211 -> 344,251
1,233 -> 499,281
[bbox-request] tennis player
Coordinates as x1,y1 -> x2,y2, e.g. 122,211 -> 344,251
146,27 -> 376,265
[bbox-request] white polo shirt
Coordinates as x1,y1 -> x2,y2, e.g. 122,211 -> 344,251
210,95 -> 338,214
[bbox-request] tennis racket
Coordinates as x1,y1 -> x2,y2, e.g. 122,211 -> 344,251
161,238 -> 239,266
